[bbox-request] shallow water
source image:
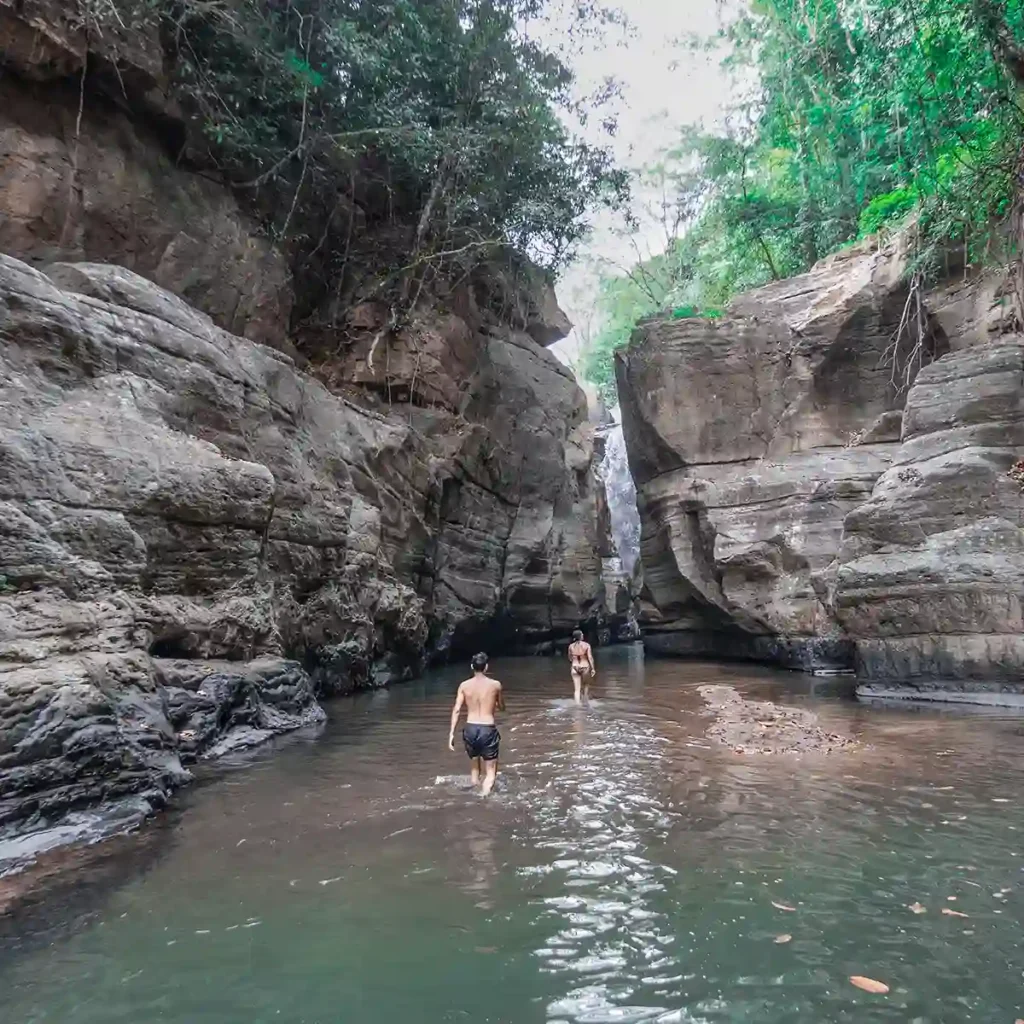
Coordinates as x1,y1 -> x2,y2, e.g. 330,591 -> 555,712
4,646 -> 1024,1023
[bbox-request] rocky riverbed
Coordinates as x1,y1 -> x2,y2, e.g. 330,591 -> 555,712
698,684 -> 859,756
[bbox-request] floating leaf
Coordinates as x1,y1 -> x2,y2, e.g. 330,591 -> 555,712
941,907 -> 969,918
908,902 -> 927,914
850,976 -> 890,994
774,933 -> 792,944
771,901 -> 797,912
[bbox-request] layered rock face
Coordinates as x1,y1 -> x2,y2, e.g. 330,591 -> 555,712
618,235 -> 1024,691
0,252 -> 602,863
0,2 -> 607,861
617,241 -> 918,670
836,342 -> 1024,691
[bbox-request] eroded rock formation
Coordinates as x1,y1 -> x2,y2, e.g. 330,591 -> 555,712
617,236 -> 1024,692
836,341 -> 1024,691
0,251 -> 603,865
0,1 -> 609,865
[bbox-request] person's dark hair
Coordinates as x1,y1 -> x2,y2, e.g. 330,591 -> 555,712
471,652 -> 489,672
572,629 -> 584,641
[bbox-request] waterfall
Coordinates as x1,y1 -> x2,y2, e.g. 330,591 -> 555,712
594,412 -> 643,642
597,415 -> 641,575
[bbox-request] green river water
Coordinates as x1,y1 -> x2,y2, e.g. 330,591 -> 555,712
3,646 -> 1024,1023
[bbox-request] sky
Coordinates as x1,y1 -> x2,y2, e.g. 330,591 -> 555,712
538,0 -> 737,370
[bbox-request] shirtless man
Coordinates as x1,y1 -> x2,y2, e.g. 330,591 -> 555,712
448,652 -> 505,796
568,629 -> 596,704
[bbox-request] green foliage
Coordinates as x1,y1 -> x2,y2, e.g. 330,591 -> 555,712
580,0 -> 1024,402
97,0 -> 626,308
858,187 -> 918,237
670,306 -> 722,319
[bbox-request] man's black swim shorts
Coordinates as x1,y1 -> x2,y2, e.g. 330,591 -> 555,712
463,723 -> 500,761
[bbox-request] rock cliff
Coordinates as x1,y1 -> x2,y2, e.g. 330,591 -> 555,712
617,237 -> 1024,693
0,249 -> 602,866
0,3 -> 608,866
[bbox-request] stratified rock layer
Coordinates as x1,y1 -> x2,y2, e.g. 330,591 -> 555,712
618,235 -> 1024,690
0,254 -> 603,864
617,241 -> 920,670
836,342 -> 1024,689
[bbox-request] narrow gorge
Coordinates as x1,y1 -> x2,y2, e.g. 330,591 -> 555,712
0,0 -> 633,869
3,0 -> 1024,883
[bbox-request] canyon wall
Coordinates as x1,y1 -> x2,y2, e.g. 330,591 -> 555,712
617,237 -> 1024,693
0,4 -> 608,866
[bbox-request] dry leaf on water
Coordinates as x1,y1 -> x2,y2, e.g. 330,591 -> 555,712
850,976 -> 890,995
908,902 -> 926,914
942,908 -> 969,918
774,934 -> 792,944
771,901 -> 797,912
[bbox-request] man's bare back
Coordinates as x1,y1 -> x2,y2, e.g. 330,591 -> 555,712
448,652 -> 505,795
459,674 -> 504,724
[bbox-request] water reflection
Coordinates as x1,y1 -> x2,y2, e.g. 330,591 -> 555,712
463,831 -> 497,908
516,694 -> 683,1023
4,647 -> 1024,1024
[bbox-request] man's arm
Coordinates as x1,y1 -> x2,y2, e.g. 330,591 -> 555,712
496,681 -> 505,713
448,685 -> 465,751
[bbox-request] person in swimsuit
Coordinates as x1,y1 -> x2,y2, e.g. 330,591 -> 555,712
568,629 -> 596,704
448,652 -> 505,796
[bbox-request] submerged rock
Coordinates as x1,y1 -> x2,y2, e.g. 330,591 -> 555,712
698,685 -> 857,755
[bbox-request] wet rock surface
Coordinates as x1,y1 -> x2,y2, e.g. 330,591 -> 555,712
698,685 -> 858,755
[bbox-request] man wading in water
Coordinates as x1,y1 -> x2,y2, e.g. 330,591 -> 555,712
568,629 -> 596,704
448,652 -> 504,796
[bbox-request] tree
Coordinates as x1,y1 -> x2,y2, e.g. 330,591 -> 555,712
88,0 -> 627,322
579,0 -> 1024,401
